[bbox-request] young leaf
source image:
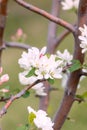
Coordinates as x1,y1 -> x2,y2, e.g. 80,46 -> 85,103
47,78 -> 54,84
28,112 -> 36,124
22,91 -> 30,98
68,60 -> 82,72
76,94 -> 84,100
26,68 -> 35,77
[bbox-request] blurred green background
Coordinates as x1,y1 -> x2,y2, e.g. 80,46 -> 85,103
0,0 -> 87,130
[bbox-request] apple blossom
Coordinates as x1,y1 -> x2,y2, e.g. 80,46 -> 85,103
18,47 -> 74,96
56,49 -> 73,66
18,46 -> 47,70
19,71 -> 46,96
32,83 -> 47,96
27,106 -> 54,130
78,24 -> 87,53
61,0 -> 79,10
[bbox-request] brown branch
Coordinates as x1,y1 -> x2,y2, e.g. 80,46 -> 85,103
80,71 -> 87,76
0,79 -> 45,117
47,0 -> 60,53
0,97 -> 10,102
0,0 -> 8,66
74,97 -> 85,103
53,0 -> 86,129
56,30 -> 70,45
5,41 -> 31,50
15,0 -> 75,33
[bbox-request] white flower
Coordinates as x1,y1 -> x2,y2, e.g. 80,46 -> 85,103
57,49 -> 73,66
19,71 -> 37,85
61,0 -> 79,10
32,83 -> 47,96
27,106 -> 54,130
19,72 -> 46,96
18,46 -> 47,70
78,24 -> 87,53
35,55 -> 63,80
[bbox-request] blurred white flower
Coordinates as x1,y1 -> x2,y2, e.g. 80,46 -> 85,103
61,0 -> 79,10
32,83 -> 47,96
27,106 -> 54,130
78,24 -> 87,53
61,69 -> 87,89
57,49 -> 73,66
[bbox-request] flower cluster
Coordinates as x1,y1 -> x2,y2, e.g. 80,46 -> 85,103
18,47 -> 73,96
27,106 -> 54,130
78,24 -> 87,53
61,0 -> 79,10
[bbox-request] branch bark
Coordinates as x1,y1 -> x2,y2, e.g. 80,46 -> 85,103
5,41 -> 31,50
47,0 -> 60,53
0,79 -> 45,117
15,0 -> 75,33
53,0 -> 87,129
0,0 -> 8,66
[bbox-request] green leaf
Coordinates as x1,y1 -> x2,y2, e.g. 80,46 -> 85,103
26,68 -> 35,77
68,60 -> 82,72
76,94 -> 84,100
47,78 -> 54,84
22,91 -> 30,98
28,113 -> 36,124
82,91 -> 87,98
76,92 -> 87,101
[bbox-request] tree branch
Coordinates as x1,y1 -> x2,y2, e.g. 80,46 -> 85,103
15,0 -> 75,33
47,0 -> 60,53
0,79 -> 45,117
5,41 -> 31,50
0,0 -> 8,66
53,0 -> 86,129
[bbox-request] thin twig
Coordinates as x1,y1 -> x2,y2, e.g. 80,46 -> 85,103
0,79 -> 45,117
5,41 -> 31,50
80,71 -> 87,76
15,0 -> 75,33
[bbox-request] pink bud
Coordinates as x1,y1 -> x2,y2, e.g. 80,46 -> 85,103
16,28 -> 23,37
0,88 -> 9,93
0,74 -> 9,83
